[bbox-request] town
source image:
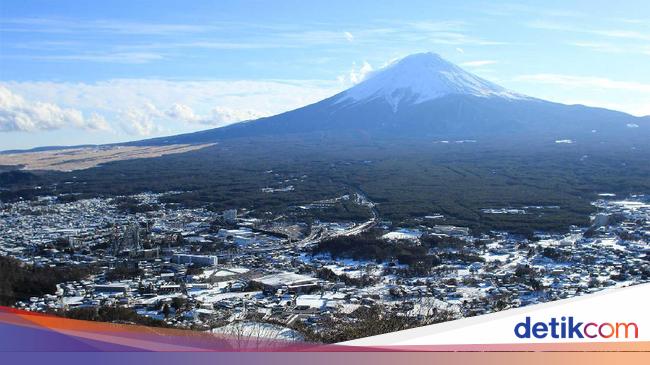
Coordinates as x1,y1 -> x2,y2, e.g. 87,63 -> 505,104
1,190 -> 649,342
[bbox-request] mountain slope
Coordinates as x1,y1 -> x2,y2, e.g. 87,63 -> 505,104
131,52 -> 648,145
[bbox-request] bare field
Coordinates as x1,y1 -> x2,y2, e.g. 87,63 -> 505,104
0,144 -> 214,172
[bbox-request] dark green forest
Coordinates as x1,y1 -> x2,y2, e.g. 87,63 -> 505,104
0,256 -> 95,306
2,137 -> 650,235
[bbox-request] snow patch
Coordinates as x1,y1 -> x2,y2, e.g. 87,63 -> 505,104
335,53 -> 525,112
382,228 -> 422,241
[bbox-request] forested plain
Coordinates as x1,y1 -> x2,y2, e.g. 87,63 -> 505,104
2,136 -> 650,236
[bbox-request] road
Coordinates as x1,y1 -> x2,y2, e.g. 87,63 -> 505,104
296,190 -> 379,248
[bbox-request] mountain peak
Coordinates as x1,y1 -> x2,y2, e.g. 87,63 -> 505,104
337,52 -> 523,111
393,51 -> 450,67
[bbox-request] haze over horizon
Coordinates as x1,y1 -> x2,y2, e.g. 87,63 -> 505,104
1,0 -> 650,150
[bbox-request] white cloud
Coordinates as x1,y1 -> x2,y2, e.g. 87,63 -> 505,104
568,41 -> 624,53
479,3 -> 585,18
461,60 -> 498,67
528,20 -> 650,48
339,61 -> 374,85
592,29 -> 650,41
515,74 -> 650,93
0,85 -> 111,132
1,79 -> 343,136
119,103 -> 163,136
86,113 -> 111,131
33,52 -> 165,64
166,103 -> 199,122
405,22 -> 508,46
3,17 -> 508,67
568,42 -> 650,57
3,17 -> 214,35
513,74 -> 650,116
209,107 -> 265,124
164,103 -> 263,126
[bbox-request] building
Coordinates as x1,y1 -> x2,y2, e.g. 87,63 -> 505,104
223,209 -> 237,223
159,284 -> 182,293
93,284 -> 129,295
136,248 -> 160,259
593,213 -> 610,227
217,228 -> 255,245
432,225 -> 471,236
171,254 -> 218,267
253,272 -> 319,294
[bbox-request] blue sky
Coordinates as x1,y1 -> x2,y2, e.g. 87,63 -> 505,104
1,0 -> 649,150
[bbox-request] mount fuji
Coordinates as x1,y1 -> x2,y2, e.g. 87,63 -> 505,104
335,52 -> 524,111
135,52 -> 648,146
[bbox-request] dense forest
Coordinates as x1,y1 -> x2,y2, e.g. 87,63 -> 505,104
313,232 -> 441,269
3,137 -> 650,235
0,256 -> 95,306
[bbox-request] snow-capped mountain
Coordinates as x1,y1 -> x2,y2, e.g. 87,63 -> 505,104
132,52 -> 648,146
335,52 -> 523,111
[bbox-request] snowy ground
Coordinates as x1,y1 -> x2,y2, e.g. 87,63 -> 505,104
382,228 -> 422,240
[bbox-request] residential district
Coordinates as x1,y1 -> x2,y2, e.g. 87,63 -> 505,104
1,190 -> 649,342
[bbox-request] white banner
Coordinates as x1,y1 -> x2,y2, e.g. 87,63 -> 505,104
343,283 -> 649,346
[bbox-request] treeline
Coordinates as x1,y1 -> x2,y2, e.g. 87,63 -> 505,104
315,267 -> 378,287
420,234 -> 468,248
0,170 -> 37,185
313,233 -> 440,270
113,196 -> 160,214
0,256 -> 95,306
105,265 -> 143,281
60,306 -> 170,328
0,170 -> 43,202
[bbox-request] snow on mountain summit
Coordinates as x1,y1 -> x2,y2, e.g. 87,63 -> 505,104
337,52 -> 524,111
